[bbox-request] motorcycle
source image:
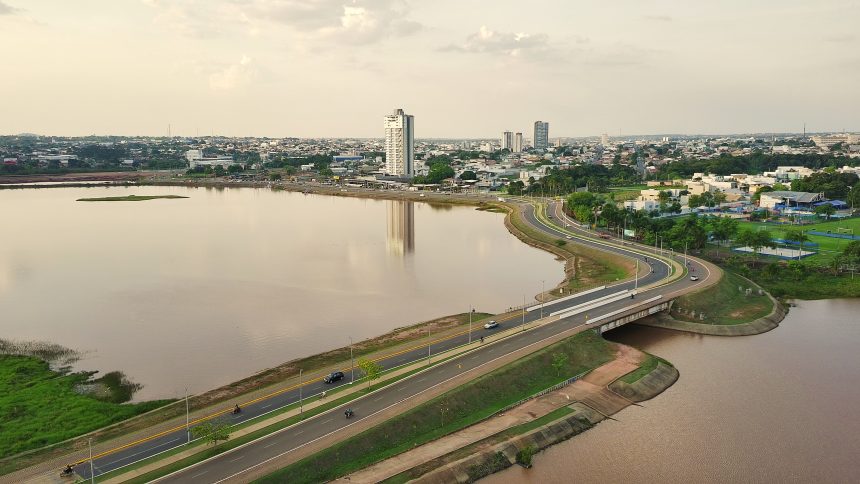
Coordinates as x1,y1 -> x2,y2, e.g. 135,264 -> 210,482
344,408 -> 354,419
232,405 -> 241,415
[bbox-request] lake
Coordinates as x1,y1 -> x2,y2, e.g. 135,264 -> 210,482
0,186 -> 561,400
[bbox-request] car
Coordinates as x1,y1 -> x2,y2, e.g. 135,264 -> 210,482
690,275 -> 699,281
483,320 -> 499,329
323,371 -> 345,384
566,235 -> 573,239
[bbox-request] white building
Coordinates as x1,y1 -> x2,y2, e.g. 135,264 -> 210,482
501,131 -> 513,151
185,149 -> 235,169
533,121 -> 549,150
384,108 -> 415,177
513,132 -> 523,153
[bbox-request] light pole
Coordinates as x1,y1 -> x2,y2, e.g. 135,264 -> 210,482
349,337 -> 354,384
522,295 -> 526,331
299,369 -> 303,417
468,307 -> 473,344
427,328 -> 431,365
540,280 -> 545,319
88,437 -> 94,484
684,242 -> 688,267
185,388 -> 190,444
635,259 -> 639,291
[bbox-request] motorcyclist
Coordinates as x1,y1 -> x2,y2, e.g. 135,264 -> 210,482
345,408 -> 354,418
233,404 -> 241,414
62,464 -> 74,476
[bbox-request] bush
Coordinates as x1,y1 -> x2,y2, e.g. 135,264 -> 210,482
516,445 -> 536,468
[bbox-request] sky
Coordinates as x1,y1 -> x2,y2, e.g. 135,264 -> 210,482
1,0 -> 858,138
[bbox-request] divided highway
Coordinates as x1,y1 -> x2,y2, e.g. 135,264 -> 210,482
76,198 -> 709,482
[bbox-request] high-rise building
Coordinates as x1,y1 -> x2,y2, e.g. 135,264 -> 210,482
501,131 -> 513,150
601,133 -> 609,146
513,132 -> 523,153
533,121 -> 549,150
384,108 -> 414,177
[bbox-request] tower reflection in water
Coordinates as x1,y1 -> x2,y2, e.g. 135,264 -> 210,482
386,200 -> 415,256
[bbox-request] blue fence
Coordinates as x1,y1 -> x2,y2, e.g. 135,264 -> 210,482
808,230 -> 860,240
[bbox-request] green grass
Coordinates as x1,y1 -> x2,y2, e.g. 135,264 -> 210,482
0,356 -> 172,459
618,354 -> 673,384
671,270 -> 773,325
76,195 -> 189,202
255,331 -> 614,484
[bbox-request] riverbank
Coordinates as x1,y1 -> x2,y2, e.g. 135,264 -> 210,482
76,195 -> 188,202
344,343 -> 677,483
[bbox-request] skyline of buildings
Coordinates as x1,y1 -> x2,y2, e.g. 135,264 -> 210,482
384,108 -> 415,177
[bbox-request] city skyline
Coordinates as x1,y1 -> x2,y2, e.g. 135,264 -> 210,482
1,1 -> 858,138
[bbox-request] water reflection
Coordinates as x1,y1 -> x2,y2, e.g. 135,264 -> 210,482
386,200 -> 415,256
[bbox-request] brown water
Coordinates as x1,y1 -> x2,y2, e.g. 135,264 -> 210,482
485,298 -> 860,483
0,186 -> 561,400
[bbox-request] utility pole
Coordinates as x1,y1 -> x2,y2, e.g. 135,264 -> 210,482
635,259 -> 639,291
350,337 -> 354,384
299,369 -> 303,416
684,242 -> 688,267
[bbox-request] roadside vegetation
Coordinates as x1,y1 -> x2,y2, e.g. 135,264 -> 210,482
669,270 -> 773,325
255,330 -> 614,484
0,355 -> 171,459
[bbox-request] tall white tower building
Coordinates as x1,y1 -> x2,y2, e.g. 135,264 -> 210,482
384,108 -> 415,177
501,131 -> 513,150
513,132 -> 523,153
534,121 -> 549,150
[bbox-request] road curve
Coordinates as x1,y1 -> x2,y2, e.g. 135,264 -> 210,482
75,197 -> 714,482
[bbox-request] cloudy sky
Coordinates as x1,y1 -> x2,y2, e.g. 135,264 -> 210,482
1,0 -> 858,138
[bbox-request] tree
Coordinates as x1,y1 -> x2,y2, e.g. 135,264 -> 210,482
814,203 -> 836,220
783,228 -> 809,255
227,164 -> 243,174
192,420 -> 231,446
459,170 -> 477,180
357,358 -> 383,389
710,217 -> 739,248
551,352 -> 567,376
736,228 -> 775,259
847,183 -> 860,211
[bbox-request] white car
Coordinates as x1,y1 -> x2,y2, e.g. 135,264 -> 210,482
690,275 -> 699,281
484,320 -> 499,329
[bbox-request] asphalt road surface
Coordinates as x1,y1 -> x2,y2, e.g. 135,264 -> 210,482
77,198 -> 708,481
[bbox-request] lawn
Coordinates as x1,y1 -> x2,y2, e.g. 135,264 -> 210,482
670,270 -> 773,325
0,356 -> 171,459
255,331 -> 614,484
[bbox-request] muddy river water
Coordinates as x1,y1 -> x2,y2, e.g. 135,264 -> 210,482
485,298 -> 860,483
1,186 -> 560,400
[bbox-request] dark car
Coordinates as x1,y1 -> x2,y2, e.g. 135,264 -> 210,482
324,371 -> 345,384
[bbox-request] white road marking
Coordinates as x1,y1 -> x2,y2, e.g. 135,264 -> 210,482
320,418 -> 332,425
191,471 -> 208,478
261,404 -> 271,409
263,441 -> 279,449
229,455 -> 244,463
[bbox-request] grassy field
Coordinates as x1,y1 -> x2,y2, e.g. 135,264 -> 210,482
0,356 -> 171,458
256,331 -> 614,484
76,195 -> 189,202
670,270 -> 773,325
736,217 -> 860,266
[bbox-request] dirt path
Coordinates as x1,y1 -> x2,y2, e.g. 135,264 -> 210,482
344,343 -> 644,483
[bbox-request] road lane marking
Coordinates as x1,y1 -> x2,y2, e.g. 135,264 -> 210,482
191,471 -> 208,479
263,441 -> 279,449
320,418 -> 332,425
261,404 -> 271,409
229,455 -> 244,463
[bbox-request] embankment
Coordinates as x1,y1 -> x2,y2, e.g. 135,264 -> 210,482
412,360 -> 678,484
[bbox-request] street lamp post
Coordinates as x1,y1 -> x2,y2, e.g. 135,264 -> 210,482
350,337 -> 354,384
522,295 -> 526,331
540,280 -> 545,319
635,259 -> 639,291
468,307 -> 473,344
299,369 -> 303,417
88,438 -> 94,484
427,328 -> 431,365
185,388 -> 190,444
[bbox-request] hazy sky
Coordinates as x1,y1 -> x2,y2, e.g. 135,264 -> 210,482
1,0 -> 858,138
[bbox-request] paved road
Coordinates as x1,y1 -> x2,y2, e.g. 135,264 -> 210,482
76,197 -> 707,481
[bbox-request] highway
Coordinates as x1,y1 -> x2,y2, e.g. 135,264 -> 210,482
76,197 -> 709,482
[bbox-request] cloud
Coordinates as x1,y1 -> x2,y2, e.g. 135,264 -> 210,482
0,1 -> 20,15
443,26 -> 551,58
644,15 -> 673,22
209,55 -> 256,91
